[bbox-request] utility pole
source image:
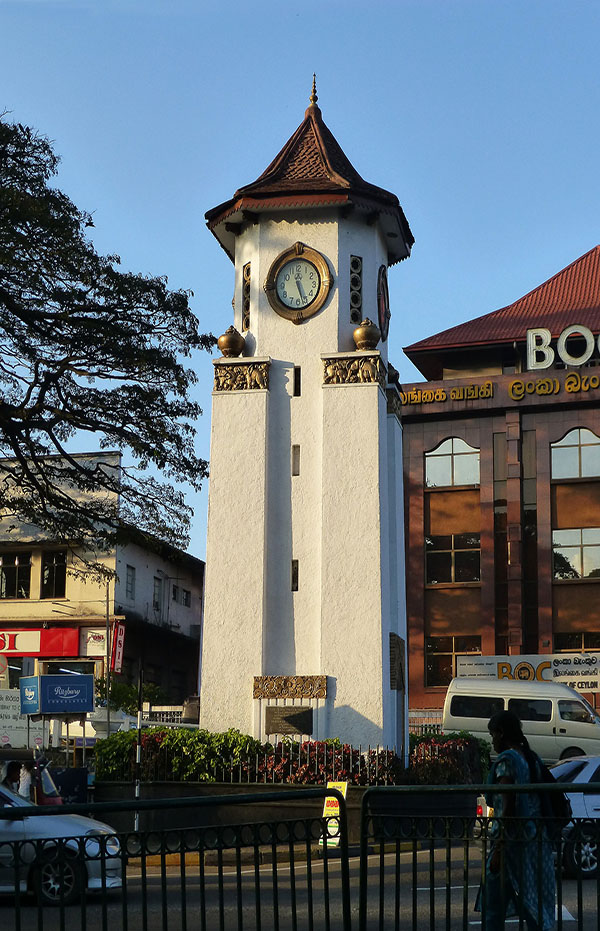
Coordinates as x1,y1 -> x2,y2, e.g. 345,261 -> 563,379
134,660 -> 143,832
105,581 -> 111,737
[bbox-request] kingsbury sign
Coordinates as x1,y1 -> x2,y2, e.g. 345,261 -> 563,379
456,653 -> 600,694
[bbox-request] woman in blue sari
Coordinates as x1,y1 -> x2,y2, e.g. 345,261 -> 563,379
476,710 -> 555,930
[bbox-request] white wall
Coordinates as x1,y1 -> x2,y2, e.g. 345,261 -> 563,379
114,541 -> 203,638
200,386 -> 269,735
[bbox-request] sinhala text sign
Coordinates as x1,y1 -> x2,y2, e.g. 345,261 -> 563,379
457,653 -> 600,692
0,689 -> 44,748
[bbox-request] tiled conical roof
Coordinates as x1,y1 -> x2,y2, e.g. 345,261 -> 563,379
405,246 -> 600,360
233,100 -> 402,205
206,85 -> 413,264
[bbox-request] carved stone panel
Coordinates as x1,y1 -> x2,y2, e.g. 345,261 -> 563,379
322,355 -> 386,390
253,675 -> 327,699
265,705 -> 313,736
214,361 -> 270,392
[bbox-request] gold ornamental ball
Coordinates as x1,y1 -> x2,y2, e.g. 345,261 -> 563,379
217,325 -> 245,358
353,318 -> 381,351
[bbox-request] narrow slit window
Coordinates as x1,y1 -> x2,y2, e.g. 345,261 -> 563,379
293,367 -> 301,397
292,445 -> 300,476
291,559 -> 299,591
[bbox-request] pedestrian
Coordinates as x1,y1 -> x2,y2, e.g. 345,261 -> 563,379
18,760 -> 34,800
475,710 -> 555,930
1,760 -> 20,792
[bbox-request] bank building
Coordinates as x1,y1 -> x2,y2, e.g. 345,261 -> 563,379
401,245 -> 600,716
199,81 -> 412,752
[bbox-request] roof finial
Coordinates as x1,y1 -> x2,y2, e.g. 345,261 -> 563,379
310,73 -> 318,107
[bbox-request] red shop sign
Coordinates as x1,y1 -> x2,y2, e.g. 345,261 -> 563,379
0,628 -> 79,657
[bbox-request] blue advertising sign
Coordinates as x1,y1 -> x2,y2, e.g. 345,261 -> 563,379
20,675 -> 95,715
20,675 -> 40,714
39,675 -> 95,714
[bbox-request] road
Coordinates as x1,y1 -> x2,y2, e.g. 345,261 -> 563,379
2,846 -> 595,930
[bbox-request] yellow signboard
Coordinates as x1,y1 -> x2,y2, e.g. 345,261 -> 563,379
321,781 -> 348,847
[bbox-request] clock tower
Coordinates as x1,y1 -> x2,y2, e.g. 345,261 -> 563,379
200,81 -> 413,752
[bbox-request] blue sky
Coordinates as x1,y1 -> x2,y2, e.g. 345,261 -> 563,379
2,0 -> 599,558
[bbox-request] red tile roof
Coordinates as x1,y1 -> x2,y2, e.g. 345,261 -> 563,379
405,246 -> 600,356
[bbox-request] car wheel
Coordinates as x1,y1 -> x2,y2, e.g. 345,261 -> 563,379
33,848 -> 83,906
564,828 -> 599,879
560,747 -> 584,760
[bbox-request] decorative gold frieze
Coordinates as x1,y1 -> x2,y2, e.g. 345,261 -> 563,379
253,675 -> 327,700
322,355 -> 386,390
214,361 -> 270,392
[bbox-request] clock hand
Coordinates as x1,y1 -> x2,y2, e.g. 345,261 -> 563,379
296,277 -> 306,300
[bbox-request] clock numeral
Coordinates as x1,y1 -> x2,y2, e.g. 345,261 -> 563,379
283,291 -> 287,298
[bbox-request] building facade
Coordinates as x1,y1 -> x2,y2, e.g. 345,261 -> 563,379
399,246 -> 600,711
0,453 -> 204,705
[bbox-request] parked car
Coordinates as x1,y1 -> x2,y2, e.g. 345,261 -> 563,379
550,755 -> 600,877
0,783 -> 122,905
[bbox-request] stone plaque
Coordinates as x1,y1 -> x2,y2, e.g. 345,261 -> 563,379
265,705 -> 313,736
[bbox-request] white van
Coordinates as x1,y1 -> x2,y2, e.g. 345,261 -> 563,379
442,678 -> 600,762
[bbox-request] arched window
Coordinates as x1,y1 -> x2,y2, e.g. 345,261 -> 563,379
551,428 -> 600,479
425,438 -> 480,488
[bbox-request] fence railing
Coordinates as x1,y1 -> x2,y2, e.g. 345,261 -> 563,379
3,782 -> 598,930
98,741 -> 406,785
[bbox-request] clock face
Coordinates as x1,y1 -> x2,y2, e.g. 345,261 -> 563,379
264,242 -> 333,323
377,265 -> 390,342
276,259 -> 321,310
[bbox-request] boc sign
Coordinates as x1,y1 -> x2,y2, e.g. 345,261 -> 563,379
20,675 -> 95,715
457,653 -> 600,693
527,325 -> 600,370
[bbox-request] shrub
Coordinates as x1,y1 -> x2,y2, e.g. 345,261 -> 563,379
95,727 -> 263,781
95,728 -> 488,786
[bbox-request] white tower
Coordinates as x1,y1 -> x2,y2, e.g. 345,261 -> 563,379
200,82 -> 413,752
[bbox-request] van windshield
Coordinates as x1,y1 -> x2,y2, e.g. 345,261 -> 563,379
558,699 -> 600,725
580,696 -> 600,725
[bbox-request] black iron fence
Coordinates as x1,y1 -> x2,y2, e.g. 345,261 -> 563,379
2,783 -> 600,929
97,741 -> 405,786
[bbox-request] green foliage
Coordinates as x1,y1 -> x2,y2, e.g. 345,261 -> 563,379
408,732 -> 489,784
0,115 -> 215,557
95,728 -> 485,787
95,728 -> 264,781
95,677 -> 167,715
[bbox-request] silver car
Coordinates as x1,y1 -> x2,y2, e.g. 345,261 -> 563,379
550,755 -> 600,877
0,783 -> 122,905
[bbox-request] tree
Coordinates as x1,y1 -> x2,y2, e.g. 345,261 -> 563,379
95,677 -> 167,715
0,116 -> 214,562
